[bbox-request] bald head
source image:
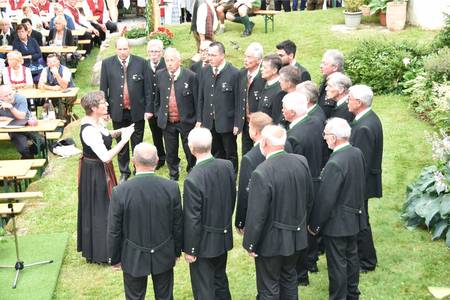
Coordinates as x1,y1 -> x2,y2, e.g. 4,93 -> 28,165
133,143 -> 158,170
260,125 -> 287,157
188,127 -> 212,155
116,37 -> 130,60
0,84 -> 14,103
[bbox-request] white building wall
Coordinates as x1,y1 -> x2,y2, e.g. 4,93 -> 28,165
407,0 -> 449,30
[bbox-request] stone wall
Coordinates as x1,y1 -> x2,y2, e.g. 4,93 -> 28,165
407,0 -> 449,30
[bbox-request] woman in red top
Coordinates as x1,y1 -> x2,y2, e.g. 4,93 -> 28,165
1,50 -> 33,89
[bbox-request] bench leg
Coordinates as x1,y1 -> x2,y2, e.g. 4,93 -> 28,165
271,16 -> 274,32
264,15 -> 268,33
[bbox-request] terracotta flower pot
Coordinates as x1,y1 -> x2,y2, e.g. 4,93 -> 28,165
386,1 -> 407,31
379,11 -> 386,26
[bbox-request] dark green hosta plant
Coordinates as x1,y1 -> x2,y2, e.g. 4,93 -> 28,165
402,130 -> 450,247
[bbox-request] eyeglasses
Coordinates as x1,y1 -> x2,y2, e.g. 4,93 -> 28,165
149,50 -> 161,53
322,132 -> 334,137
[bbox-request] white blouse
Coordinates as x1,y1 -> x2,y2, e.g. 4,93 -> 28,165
80,118 -> 111,162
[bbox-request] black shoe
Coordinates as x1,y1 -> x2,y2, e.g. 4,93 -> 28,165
248,21 -> 255,34
241,29 -> 251,37
170,174 -> 179,181
119,174 -> 129,184
360,267 -> 375,274
297,276 -> 309,286
307,263 -> 319,273
156,160 -> 165,170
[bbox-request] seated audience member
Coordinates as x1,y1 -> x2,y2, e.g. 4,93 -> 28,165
82,0 -> 118,42
49,3 -> 75,30
0,85 -> 37,159
0,18 -> 16,46
21,18 -> 43,46
12,24 -> 44,77
5,0 -> 26,14
2,50 -> 33,89
21,4 -> 42,30
64,0 -> 99,53
214,0 -> 234,34
226,0 -> 260,37
326,72 -> 354,123
191,0 -> 218,51
47,15 -> 74,46
38,53 -> 74,91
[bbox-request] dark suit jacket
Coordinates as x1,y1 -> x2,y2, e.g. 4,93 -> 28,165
235,144 -> 265,229
30,30 -> 43,46
148,58 -> 166,113
318,77 -> 336,118
330,100 -> 354,123
309,145 -> 367,237
0,29 -> 16,45
197,63 -> 240,133
183,158 -> 236,258
47,28 -> 74,46
190,60 -> 207,74
285,115 -> 324,179
308,104 -> 326,124
100,55 -> 152,122
243,151 -> 313,256
235,68 -> 266,131
257,81 -> 287,125
350,109 -> 383,199
107,173 -> 183,277
155,67 -> 198,130
294,62 -> 311,83
12,37 -> 42,67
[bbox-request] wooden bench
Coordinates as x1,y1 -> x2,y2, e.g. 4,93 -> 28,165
0,191 -> 44,202
0,169 -> 39,191
0,202 -> 25,216
4,159 -> 46,169
253,10 -> 281,33
0,131 -> 62,141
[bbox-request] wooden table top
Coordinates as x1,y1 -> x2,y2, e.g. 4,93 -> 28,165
0,203 -> 25,215
0,191 -> 44,201
0,160 -> 33,178
0,119 -> 62,133
42,29 -> 86,37
17,87 -> 79,99
254,10 -> 281,15
40,46 -> 78,54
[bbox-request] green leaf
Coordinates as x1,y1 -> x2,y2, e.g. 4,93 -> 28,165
415,199 -> 441,227
447,230 -> 450,248
431,220 -> 448,240
440,194 -> 450,216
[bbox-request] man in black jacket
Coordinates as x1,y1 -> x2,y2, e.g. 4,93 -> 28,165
107,143 -> 183,300
145,39 -> 167,170
309,117 -> 367,300
100,37 -> 152,183
318,49 -> 344,118
257,54 -> 286,125
154,47 -> 197,181
326,72 -> 354,123
244,125 -> 313,299
235,112 -> 272,232
184,127 -> 236,300
282,92 -> 324,284
190,40 -> 212,75
348,84 -> 383,273
236,42 -> 265,155
276,40 -> 311,83
297,80 -> 326,124
197,41 -> 240,173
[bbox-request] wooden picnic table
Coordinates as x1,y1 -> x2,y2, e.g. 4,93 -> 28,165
42,29 -> 87,37
0,160 -> 33,192
17,87 -> 79,100
40,46 -> 78,54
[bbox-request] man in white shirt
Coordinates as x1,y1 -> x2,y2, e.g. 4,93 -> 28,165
38,53 -> 74,91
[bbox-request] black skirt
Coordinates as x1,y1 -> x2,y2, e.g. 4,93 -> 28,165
77,158 -> 110,263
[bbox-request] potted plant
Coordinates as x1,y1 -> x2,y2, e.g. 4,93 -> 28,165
386,0 -> 408,31
149,26 -> 174,48
124,27 -> 147,46
360,0 -> 371,17
344,0 -> 364,29
369,0 -> 388,26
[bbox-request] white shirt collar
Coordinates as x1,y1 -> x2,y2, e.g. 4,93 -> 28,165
248,67 -> 259,79
169,67 -> 181,80
118,55 -> 130,65
290,60 -> 297,67
355,107 -> 372,121
307,103 -> 317,113
289,114 -> 308,129
215,61 -> 226,74
267,76 -> 280,86
151,60 -> 160,70
196,154 -> 213,165
333,142 -> 350,152
336,94 -> 349,107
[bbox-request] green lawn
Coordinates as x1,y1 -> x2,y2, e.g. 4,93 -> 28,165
3,8 -> 450,299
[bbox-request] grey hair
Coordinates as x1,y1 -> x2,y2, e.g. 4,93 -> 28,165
325,117 -> 351,140
81,91 -> 105,115
133,143 -> 158,167
188,127 -> 212,153
323,49 -> 344,72
282,92 -> 308,116
327,72 -> 352,93
261,125 -> 287,147
349,84 -> 373,107
245,42 -> 264,60
164,47 -> 181,60
296,81 -> 319,104
147,39 -> 164,50
279,65 -> 301,86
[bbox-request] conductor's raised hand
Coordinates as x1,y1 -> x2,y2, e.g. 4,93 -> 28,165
121,124 -> 135,141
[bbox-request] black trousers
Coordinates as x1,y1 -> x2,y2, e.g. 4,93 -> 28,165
241,120 -> 254,156
358,198 -> 377,270
9,132 -> 33,159
123,269 -> 174,300
162,122 -> 195,177
148,117 -> 166,163
295,236 -> 318,282
255,252 -> 300,300
324,235 -> 360,300
189,253 -> 231,300
274,0 -> 291,11
112,110 -> 145,176
211,123 -> 238,173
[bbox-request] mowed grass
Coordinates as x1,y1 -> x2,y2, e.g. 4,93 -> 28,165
3,8 -> 449,299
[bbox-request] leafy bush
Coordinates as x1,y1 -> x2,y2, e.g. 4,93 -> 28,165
345,0 -> 363,12
124,28 -> 147,39
149,26 -> 174,48
423,47 -> 450,82
431,14 -> 450,51
368,0 -> 388,15
346,39 -> 419,93
402,130 -> 450,247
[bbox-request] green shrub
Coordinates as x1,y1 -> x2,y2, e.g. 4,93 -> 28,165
124,28 -> 147,39
402,130 -> 450,247
431,14 -> 450,51
423,47 -> 450,82
345,0 -> 363,12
